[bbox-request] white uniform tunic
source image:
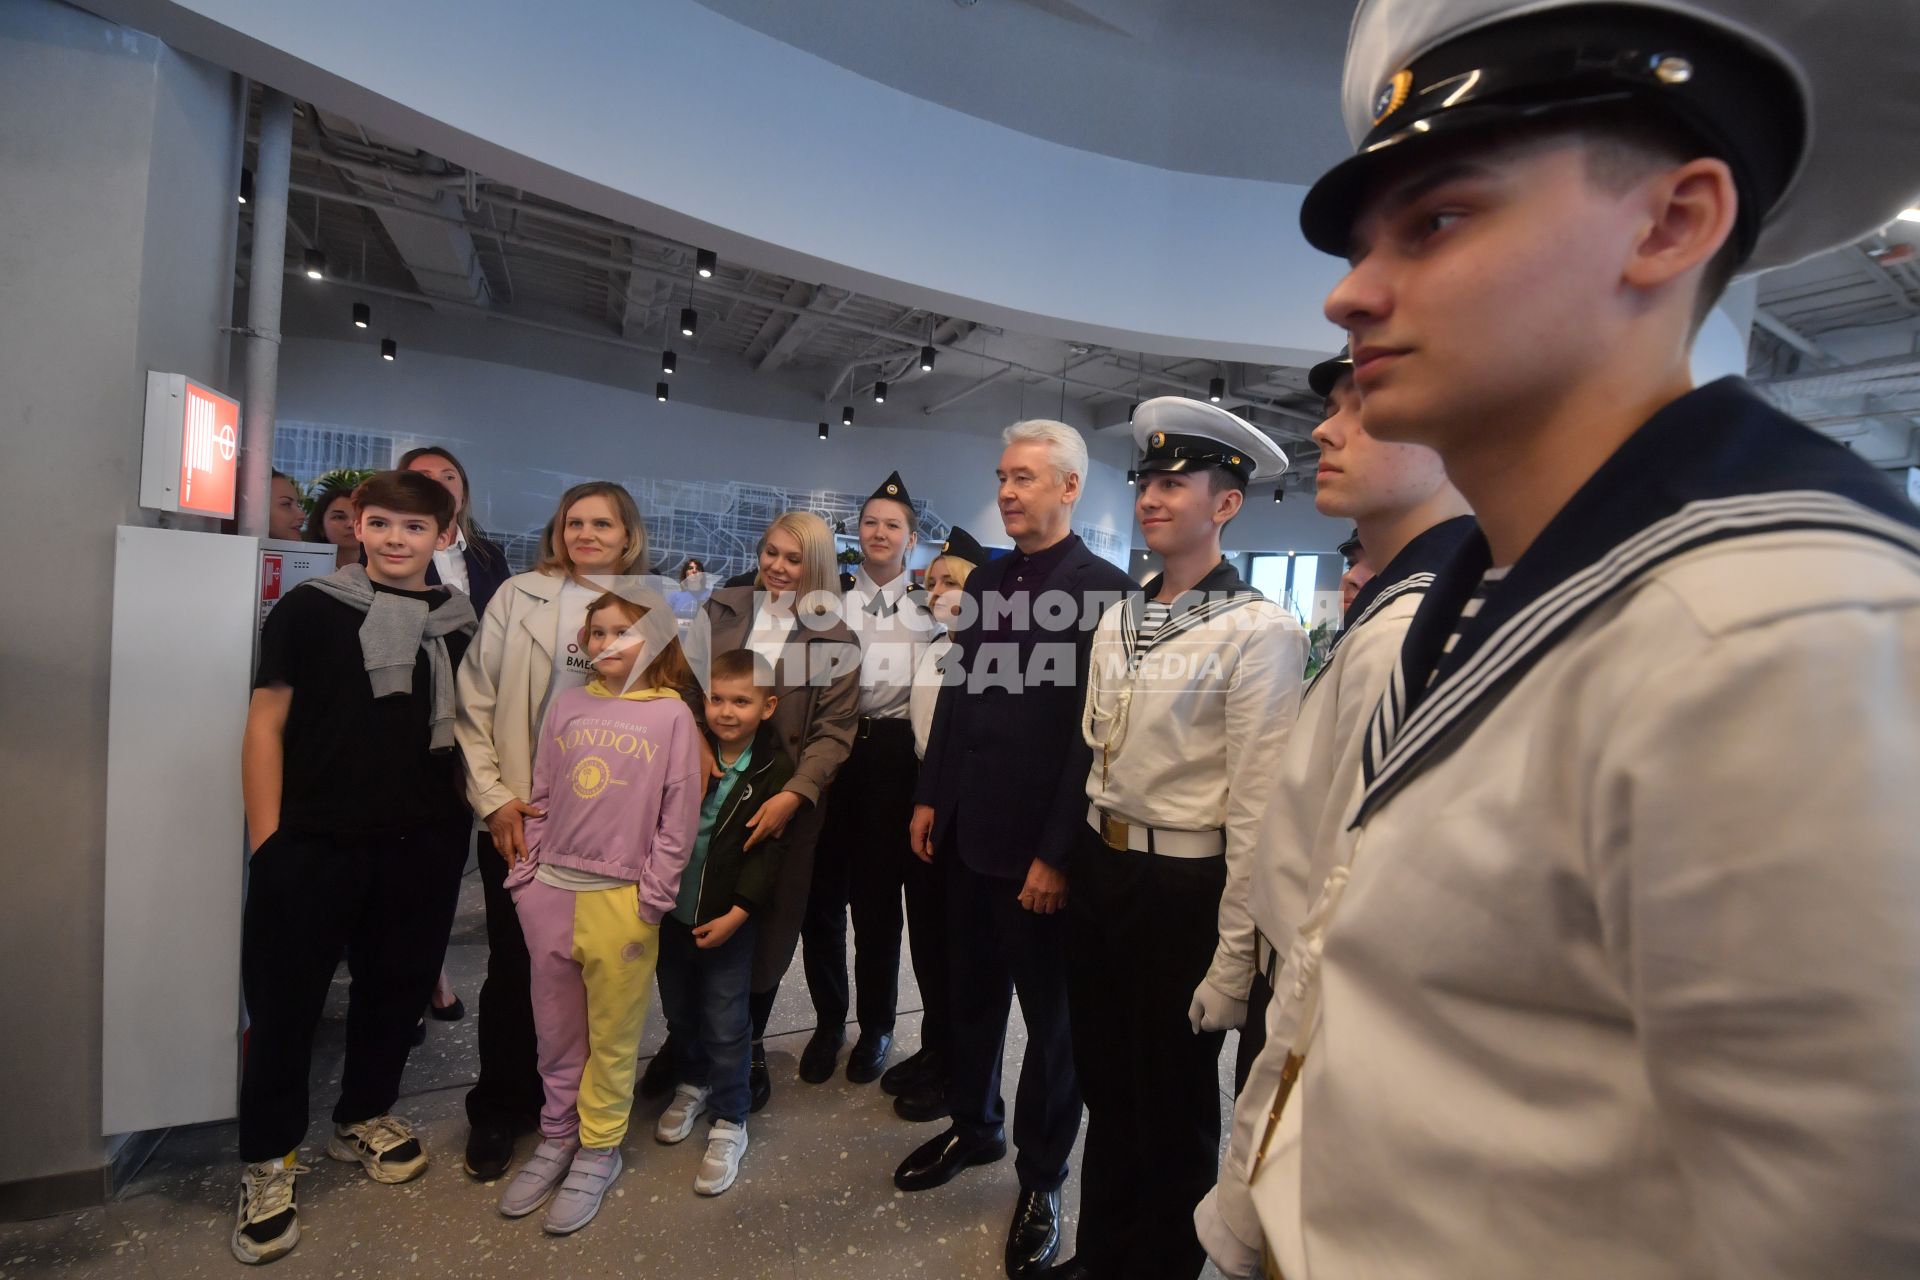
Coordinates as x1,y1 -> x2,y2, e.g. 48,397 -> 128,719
1259,381 -> 1920,1279
842,565 -> 934,719
1200,517 -> 1475,1273
1082,560 -> 1307,1000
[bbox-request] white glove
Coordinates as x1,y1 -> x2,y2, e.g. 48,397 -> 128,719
1195,1185 -> 1261,1278
1189,979 -> 1249,1034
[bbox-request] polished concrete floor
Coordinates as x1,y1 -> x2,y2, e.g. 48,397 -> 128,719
0,863 -> 1235,1278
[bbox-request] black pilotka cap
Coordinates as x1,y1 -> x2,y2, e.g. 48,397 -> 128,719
1299,4 -> 1806,268
867,470 -> 914,509
936,525 -> 989,567
1308,346 -> 1355,400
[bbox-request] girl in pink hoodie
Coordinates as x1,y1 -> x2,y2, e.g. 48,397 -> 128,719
498,591 -> 702,1234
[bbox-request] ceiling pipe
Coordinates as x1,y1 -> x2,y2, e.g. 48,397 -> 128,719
283,183 -> 1325,422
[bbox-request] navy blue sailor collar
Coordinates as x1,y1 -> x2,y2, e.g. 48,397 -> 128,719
1123,557 -> 1262,655
1352,376 -> 1920,827
1306,514 -> 1478,698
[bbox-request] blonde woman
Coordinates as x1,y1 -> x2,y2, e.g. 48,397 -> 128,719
454,481 -> 659,1182
678,511 -> 860,1115
887,524 -> 990,1124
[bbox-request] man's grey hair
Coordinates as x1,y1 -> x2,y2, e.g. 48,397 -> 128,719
1002,419 -> 1089,501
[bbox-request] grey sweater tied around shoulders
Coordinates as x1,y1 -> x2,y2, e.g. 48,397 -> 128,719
307,564 -> 478,750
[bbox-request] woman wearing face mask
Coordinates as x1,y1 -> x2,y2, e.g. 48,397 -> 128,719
886,525 -> 989,1124
672,511 -> 859,1116
453,481 -> 661,1183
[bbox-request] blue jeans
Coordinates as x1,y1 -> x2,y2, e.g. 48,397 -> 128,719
657,913 -> 758,1123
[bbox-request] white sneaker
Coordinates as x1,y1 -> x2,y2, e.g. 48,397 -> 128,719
654,1083 -> 711,1145
326,1114 -> 429,1184
694,1120 -> 748,1196
231,1155 -> 309,1265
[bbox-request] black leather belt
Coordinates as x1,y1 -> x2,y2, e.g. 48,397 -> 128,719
856,715 -> 913,740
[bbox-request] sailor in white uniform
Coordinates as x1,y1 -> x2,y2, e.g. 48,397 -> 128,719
1057,399 -> 1304,1280
1192,349 -> 1474,1276
1252,1 -> 1920,1276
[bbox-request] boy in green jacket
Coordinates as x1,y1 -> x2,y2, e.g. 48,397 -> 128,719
649,649 -> 794,1195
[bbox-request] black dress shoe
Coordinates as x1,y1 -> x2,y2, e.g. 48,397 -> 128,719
893,1126 -> 1006,1192
410,1017 -> 427,1047
639,1034 -> 678,1099
749,1041 -> 771,1113
798,1026 -> 845,1084
463,1115 -> 516,1181
892,1075 -> 951,1123
1005,1188 -> 1062,1278
846,1031 -> 893,1084
879,1046 -> 937,1096
1046,1260 -> 1095,1279
429,995 -> 465,1021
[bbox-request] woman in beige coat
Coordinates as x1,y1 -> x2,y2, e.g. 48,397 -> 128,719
453,481 -> 661,1183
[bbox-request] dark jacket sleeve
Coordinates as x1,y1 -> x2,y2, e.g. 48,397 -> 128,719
913,568 -> 987,811
1035,559 -> 1137,869
731,752 -> 797,912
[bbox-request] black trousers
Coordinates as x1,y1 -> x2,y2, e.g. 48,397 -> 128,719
238,823 -> 468,1162
944,839 -> 1080,1193
464,829 -> 545,1127
801,719 -> 920,1037
1236,968 -> 1273,1096
902,817 -> 951,1062
1067,824 -> 1228,1280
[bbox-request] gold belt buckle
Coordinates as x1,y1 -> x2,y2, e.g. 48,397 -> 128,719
1099,813 -> 1131,850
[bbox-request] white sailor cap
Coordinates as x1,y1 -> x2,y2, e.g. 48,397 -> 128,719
1301,0 -> 1920,273
1131,397 -> 1288,484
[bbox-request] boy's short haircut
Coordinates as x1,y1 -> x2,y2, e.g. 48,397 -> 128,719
709,648 -> 775,694
1445,106 -> 1742,330
353,469 -> 457,531
1205,467 -> 1248,498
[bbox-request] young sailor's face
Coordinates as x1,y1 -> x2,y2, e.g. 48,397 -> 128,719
1311,375 -> 1452,521
1324,140 -> 1629,454
859,500 -> 913,573
925,560 -> 966,627
1135,471 -> 1228,556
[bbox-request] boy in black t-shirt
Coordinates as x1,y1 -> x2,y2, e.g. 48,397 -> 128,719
232,471 -> 478,1266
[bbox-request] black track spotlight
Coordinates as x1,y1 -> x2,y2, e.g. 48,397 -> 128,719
842,405 -> 854,427
239,168 -> 253,205
1127,470 -> 1137,486
661,350 -> 677,375
1274,485 -> 1284,503
680,307 -> 697,338
920,345 -> 937,373
380,337 -> 396,362
656,382 -> 669,402
352,302 -> 370,329
695,248 -> 716,278
818,421 -> 830,441
304,249 -> 326,280
1209,377 -> 1225,403
874,381 -> 888,404
1128,402 -> 1138,422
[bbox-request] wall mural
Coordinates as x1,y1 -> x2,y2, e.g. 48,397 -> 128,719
272,423 -> 1131,579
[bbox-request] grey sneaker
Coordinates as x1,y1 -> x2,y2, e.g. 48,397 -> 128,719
326,1114 -> 428,1184
497,1137 -> 578,1218
231,1155 -> 308,1265
694,1120 -> 748,1196
543,1146 -> 623,1235
654,1083 -> 711,1144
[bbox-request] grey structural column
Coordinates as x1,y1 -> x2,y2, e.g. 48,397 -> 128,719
237,88 -> 292,537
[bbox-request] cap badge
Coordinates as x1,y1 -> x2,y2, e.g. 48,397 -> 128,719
1651,54 -> 1693,85
1372,69 -> 1413,125
1231,455 -> 1242,466
1150,432 -> 1166,448
886,483 -> 899,495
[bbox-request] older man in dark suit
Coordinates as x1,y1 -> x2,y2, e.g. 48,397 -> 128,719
895,419 -> 1137,1278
